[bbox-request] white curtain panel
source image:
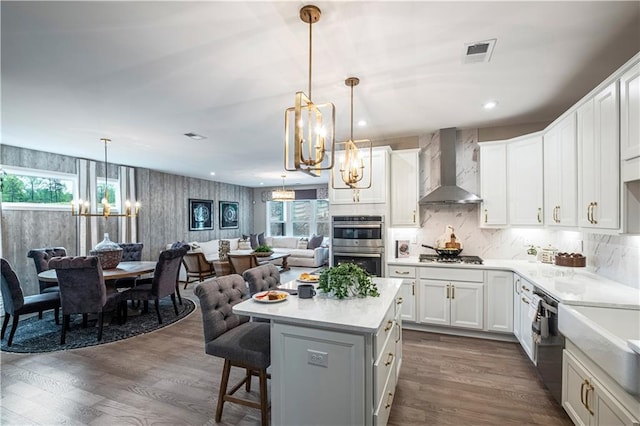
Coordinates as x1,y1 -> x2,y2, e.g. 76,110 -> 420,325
118,165 -> 138,243
76,158 -> 99,254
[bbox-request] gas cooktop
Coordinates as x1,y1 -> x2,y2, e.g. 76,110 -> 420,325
419,254 -> 484,265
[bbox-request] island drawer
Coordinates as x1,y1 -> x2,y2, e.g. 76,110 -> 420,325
419,267 -> 483,283
374,333 -> 396,405
374,364 -> 397,426
375,305 -> 395,356
388,266 -> 416,278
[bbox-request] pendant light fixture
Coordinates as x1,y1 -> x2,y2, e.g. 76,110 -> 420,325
284,4 -> 335,177
271,174 -> 295,202
71,138 -> 140,218
332,77 -> 372,192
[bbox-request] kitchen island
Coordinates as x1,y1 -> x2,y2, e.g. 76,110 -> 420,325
233,277 -> 403,426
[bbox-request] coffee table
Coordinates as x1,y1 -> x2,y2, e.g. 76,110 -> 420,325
257,253 -> 291,272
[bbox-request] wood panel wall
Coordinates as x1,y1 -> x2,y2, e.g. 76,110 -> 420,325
1,145 -> 253,297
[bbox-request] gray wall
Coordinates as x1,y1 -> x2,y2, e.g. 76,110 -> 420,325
1,145 -> 253,296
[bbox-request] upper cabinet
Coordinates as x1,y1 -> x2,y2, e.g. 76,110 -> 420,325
390,149 -> 419,227
329,146 -> 390,204
479,142 -> 508,227
620,60 -> 640,161
507,134 -> 544,226
577,82 -> 620,230
544,112 -> 578,227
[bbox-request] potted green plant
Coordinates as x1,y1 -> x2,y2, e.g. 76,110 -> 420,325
252,244 -> 273,257
317,263 -> 380,299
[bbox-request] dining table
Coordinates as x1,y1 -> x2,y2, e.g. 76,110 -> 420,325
37,261 -> 157,283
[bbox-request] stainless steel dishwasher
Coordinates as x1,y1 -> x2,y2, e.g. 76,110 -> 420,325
532,288 -> 564,404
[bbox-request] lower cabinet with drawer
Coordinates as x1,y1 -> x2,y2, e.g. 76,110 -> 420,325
388,265 -> 416,322
417,267 -> 484,330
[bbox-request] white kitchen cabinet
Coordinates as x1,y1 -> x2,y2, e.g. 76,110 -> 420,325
485,270 -> 513,333
390,149 -> 419,226
620,60 -> 640,161
562,349 -> 639,426
479,141 -> 508,227
577,82 -> 620,230
507,134 -> 544,226
330,146 -> 390,204
418,267 -> 484,330
514,275 -> 536,363
544,112 -> 578,227
388,265 -> 416,322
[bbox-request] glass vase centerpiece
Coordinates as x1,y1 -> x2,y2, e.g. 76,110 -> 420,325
89,233 -> 123,269
317,263 -> 379,299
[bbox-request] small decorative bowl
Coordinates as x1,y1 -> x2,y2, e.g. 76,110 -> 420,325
89,248 -> 123,269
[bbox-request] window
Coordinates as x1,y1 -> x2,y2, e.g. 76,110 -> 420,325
266,199 -> 329,237
1,166 -> 76,210
97,178 -> 121,213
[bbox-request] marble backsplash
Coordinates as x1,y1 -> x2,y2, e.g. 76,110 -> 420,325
392,128 -> 640,289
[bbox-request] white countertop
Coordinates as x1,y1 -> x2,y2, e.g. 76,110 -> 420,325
233,278 -> 403,333
388,257 -> 640,310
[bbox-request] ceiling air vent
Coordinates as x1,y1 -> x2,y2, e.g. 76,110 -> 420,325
463,39 -> 496,64
184,132 -> 207,140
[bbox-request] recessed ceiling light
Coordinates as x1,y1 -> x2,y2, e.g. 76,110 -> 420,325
483,100 -> 498,110
184,132 -> 207,140
357,120 -> 367,127
210,172 -> 216,176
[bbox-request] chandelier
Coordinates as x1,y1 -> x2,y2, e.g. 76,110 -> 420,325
71,138 -> 140,218
284,4 -> 335,177
272,174 -> 295,202
332,77 -> 372,190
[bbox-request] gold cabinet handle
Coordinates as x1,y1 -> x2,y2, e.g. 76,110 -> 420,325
384,352 -> 394,366
587,202 -> 594,224
522,297 -> 529,305
521,285 -> 530,292
412,283 -> 415,296
384,320 -> 393,332
396,297 -> 404,305
484,209 -> 488,223
515,278 -> 521,294
395,270 -> 410,275
395,322 -> 401,343
591,202 -> 598,224
552,206 -> 556,223
451,284 -> 455,299
412,210 -> 416,223
385,392 -> 394,409
585,381 -> 594,416
446,284 -> 451,299
580,379 -> 587,408
537,208 -> 542,223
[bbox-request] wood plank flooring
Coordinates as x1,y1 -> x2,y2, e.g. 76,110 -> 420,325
2,277 -> 572,425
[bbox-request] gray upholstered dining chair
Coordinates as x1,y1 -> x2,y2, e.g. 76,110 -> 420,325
27,247 -> 67,295
49,256 -> 125,345
114,242 -> 144,289
194,274 -> 270,426
121,246 -> 187,324
243,264 -> 280,297
1,258 -> 61,347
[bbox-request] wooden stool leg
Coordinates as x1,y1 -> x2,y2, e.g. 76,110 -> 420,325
259,368 -> 269,426
245,368 -> 252,392
216,360 -> 232,422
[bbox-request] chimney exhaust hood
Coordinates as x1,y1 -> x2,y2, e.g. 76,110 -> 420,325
419,128 -> 482,205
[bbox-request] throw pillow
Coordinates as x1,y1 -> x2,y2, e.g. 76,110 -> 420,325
238,240 -> 251,250
249,233 -> 258,249
307,234 -> 323,250
258,232 -> 266,246
297,238 -> 308,249
171,241 -> 190,250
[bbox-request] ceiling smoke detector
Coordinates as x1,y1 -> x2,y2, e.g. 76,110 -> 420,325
463,39 -> 496,64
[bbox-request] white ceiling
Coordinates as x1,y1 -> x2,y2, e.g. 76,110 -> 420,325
2,1 -> 639,188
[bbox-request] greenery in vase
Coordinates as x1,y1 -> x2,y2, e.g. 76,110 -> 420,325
317,263 -> 380,299
254,244 -> 273,253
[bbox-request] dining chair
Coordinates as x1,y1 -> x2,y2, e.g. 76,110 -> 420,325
113,243 -> 144,289
227,254 -> 259,276
49,256 -> 125,345
121,246 -> 187,324
182,251 -> 215,289
243,264 -> 280,297
194,274 -> 270,426
27,247 -> 67,295
1,258 -> 61,347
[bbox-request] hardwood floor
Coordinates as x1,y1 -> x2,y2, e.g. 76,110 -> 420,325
1,282 -> 572,425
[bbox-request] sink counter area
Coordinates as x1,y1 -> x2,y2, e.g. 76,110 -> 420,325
387,257 -> 640,309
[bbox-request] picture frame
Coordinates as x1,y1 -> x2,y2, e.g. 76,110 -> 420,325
189,199 -> 214,231
396,240 -> 410,258
219,201 -> 239,229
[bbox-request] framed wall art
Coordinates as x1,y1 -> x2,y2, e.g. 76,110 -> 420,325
219,201 -> 239,229
189,199 -> 214,231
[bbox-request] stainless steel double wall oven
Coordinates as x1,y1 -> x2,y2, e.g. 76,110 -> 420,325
331,215 -> 385,277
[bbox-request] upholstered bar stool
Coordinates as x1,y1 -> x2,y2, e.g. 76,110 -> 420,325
194,274 -> 270,426
242,264 -> 280,296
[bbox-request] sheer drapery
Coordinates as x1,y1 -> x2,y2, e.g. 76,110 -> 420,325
118,165 -> 138,243
76,158 -> 99,254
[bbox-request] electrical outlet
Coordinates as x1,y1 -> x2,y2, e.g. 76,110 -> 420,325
307,349 -> 328,368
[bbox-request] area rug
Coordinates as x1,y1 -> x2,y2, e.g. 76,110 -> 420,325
1,297 -> 196,353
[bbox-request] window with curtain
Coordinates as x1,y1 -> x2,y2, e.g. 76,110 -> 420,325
96,178 -> 121,212
267,199 -> 329,237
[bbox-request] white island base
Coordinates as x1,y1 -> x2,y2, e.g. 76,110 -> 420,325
233,278 -> 404,426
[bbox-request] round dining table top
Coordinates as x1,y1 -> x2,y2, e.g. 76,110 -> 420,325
37,261 -> 157,283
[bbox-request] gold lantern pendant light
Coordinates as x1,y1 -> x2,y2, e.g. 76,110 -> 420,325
71,138 -> 140,218
284,5 -> 335,177
272,174 -> 295,202
331,77 -> 372,202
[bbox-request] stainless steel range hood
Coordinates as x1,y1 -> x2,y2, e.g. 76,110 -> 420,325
419,128 -> 482,205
